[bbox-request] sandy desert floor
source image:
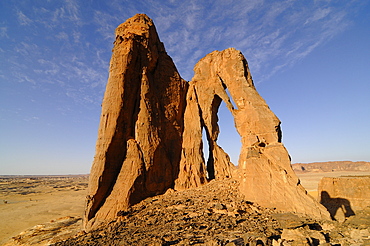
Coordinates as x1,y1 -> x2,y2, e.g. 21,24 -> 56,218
1,171 -> 370,245
0,175 -> 88,245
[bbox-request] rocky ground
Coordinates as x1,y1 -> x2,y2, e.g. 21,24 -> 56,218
2,175 -> 370,245
52,179 -> 370,246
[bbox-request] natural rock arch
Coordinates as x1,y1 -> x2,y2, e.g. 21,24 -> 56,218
175,49 -> 328,219
84,14 -> 329,231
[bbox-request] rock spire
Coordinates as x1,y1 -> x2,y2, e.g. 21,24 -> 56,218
84,14 -> 187,230
84,14 -> 329,231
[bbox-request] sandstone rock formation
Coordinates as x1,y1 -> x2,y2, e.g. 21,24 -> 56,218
84,14 -> 187,230
319,176 -> 370,220
292,161 -> 370,173
175,48 -> 329,218
84,14 -> 329,231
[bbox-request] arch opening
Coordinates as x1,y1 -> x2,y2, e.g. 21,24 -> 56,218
216,100 -> 241,166
225,86 -> 238,110
202,126 -> 212,179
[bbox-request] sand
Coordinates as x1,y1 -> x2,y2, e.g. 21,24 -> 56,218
0,175 -> 88,245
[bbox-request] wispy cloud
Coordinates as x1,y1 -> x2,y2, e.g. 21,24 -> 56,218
305,7 -> 332,25
93,10 -> 118,41
143,0 -> 356,82
0,26 -> 8,38
55,31 -> 69,40
17,10 -> 32,25
36,59 -> 60,76
31,1 -> 82,30
13,71 -> 36,85
72,30 -> 81,43
64,0 -> 80,23
51,0 -> 81,26
23,116 -> 40,122
1,0 -> 361,111
14,42 -> 40,57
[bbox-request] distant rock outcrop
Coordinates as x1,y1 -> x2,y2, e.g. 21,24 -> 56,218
319,176 -> 370,221
292,161 -> 370,173
84,14 -> 329,231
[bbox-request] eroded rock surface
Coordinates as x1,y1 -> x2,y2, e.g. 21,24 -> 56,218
319,176 -> 370,220
84,14 -> 329,231
176,49 -> 329,219
84,14 -> 187,230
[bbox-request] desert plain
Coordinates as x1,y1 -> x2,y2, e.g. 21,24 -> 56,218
1,169 -> 370,245
0,175 -> 88,245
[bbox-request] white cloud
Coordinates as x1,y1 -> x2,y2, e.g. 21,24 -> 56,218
14,42 -> 39,56
0,26 -> 8,38
3,0 -> 359,108
14,72 -> 36,84
94,10 -> 118,41
37,59 -> 60,76
72,31 -> 81,43
30,0 -> 81,29
94,49 -> 109,70
23,116 -> 40,122
65,0 -> 80,23
56,31 -> 69,40
305,8 -> 332,24
17,10 -> 32,26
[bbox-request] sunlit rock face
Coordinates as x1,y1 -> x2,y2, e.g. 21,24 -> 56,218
319,176 -> 370,220
84,14 -> 187,230
84,14 -> 329,231
176,48 -> 329,219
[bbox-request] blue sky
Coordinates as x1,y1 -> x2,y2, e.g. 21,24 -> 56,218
1,0 -> 369,175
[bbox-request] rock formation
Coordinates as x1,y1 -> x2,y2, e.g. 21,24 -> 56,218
319,176 -> 370,220
84,14 -> 329,231
84,14 -> 187,230
175,48 -> 329,218
292,161 -> 370,173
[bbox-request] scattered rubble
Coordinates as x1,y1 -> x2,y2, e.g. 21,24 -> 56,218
55,179 -> 370,245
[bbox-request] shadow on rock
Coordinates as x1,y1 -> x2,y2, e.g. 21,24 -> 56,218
320,191 -> 355,221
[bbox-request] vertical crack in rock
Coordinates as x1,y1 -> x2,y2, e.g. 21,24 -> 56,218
84,14 -> 330,231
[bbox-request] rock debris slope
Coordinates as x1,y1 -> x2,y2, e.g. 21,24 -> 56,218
56,180 -> 370,246
84,13 -> 329,231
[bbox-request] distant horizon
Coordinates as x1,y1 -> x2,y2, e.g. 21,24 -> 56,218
2,160 -> 369,176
